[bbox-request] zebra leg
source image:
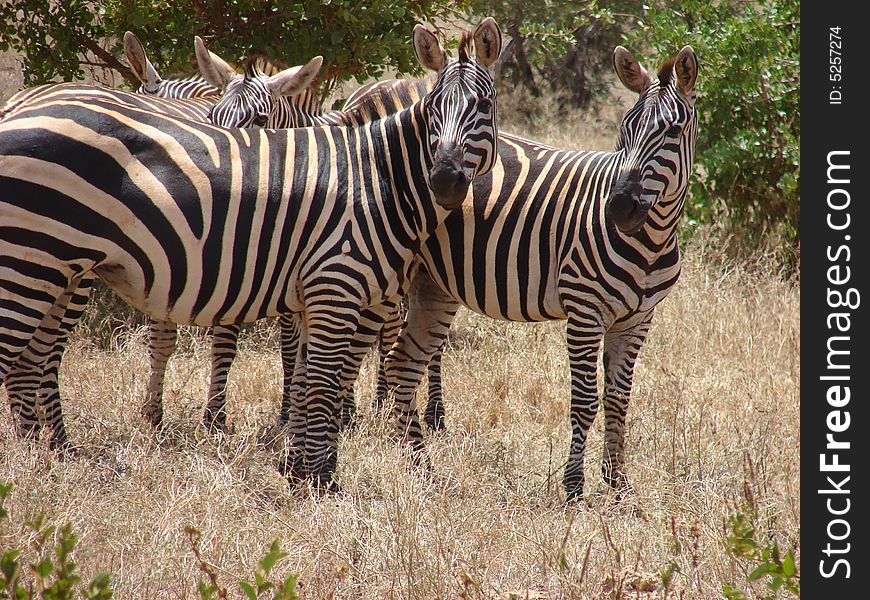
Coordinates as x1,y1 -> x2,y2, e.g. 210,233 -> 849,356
372,300 -> 406,415
2,275 -> 81,441
422,344 -> 446,431
562,314 -> 606,503
601,313 -> 653,496
384,272 -> 459,464
141,320 -> 177,427
278,329 -> 308,483
202,324 -> 240,432
36,275 -> 95,450
278,313 -> 301,426
299,308 -> 360,491
338,301 -> 395,430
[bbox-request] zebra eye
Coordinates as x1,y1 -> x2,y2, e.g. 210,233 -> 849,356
252,114 -> 269,127
666,124 -> 682,137
477,98 -> 492,113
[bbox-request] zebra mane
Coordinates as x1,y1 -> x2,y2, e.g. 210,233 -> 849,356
338,75 -> 435,124
244,53 -> 287,78
457,30 -> 474,62
657,57 -> 677,88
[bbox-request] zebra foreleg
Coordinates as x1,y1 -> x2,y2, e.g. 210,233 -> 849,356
142,320 -> 177,427
563,314 -> 606,504
299,309 -> 360,492
601,312 -> 653,497
384,272 -> 459,467
422,345 -> 446,431
202,324 -> 241,432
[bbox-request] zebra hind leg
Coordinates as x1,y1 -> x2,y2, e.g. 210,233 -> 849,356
2,276 -> 82,448
338,301 -> 395,431
384,272 -> 459,469
372,299 -> 406,418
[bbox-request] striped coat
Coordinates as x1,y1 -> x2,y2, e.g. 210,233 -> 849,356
0,19 -> 503,489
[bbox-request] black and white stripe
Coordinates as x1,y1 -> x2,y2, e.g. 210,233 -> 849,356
0,20 -> 503,490
382,45 -> 699,502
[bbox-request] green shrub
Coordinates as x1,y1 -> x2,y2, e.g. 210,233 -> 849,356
0,483 -> 113,599
626,0 -> 800,265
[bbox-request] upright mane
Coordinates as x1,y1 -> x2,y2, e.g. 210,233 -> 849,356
657,57 -> 677,88
457,30 -> 474,62
338,75 -> 435,125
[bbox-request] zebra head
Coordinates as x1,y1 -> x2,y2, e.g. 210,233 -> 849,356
124,31 -> 218,99
605,45 -> 699,234
415,18 -> 502,208
194,36 -> 323,128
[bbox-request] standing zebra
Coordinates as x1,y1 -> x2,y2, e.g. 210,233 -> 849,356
382,45 -> 699,502
0,19 -> 503,489
181,39 -> 435,432
0,45 -> 323,449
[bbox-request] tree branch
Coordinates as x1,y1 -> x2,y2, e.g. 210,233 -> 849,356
77,35 -> 138,86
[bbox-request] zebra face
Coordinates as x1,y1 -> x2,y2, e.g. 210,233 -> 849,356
195,36 -> 322,128
606,46 -> 699,234
414,19 -> 502,209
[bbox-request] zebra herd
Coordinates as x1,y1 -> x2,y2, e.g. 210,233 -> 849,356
0,18 -> 699,502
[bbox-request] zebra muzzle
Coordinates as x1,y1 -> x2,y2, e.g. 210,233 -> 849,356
429,147 -> 470,208
606,178 -> 650,233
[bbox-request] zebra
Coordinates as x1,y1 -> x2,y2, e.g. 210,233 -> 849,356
380,45 -> 699,502
0,19 -> 503,490
177,39 -> 439,432
0,45 -> 323,449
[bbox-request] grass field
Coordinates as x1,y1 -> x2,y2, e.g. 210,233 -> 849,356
0,58 -> 800,598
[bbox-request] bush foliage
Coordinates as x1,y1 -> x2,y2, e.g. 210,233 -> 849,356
625,0 -> 800,260
0,0 -> 468,95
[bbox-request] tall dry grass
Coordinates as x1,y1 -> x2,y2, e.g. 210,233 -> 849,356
0,70 -> 798,598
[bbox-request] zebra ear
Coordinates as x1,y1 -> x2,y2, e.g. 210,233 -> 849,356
473,17 -> 502,68
413,25 -> 447,72
266,56 -> 323,98
123,31 -> 161,89
612,46 -> 651,95
675,45 -> 698,95
194,36 -> 237,90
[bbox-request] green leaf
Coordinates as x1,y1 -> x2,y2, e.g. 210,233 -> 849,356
748,563 -> 774,581
238,580 -> 257,600
782,550 -> 796,577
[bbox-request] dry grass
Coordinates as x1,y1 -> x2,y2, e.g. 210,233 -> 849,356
0,234 -> 799,599
0,64 -> 798,598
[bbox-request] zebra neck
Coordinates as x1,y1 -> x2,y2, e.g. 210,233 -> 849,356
367,103 -> 445,249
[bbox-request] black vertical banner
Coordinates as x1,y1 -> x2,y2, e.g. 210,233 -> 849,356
802,3 -> 868,596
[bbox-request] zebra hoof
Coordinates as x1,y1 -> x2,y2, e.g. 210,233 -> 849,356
424,413 -> 446,432
202,410 -> 230,435
310,472 -> 342,496
606,476 -> 635,502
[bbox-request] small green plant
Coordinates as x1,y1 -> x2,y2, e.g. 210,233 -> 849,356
0,482 -> 113,599
185,526 -> 299,600
722,511 -> 799,599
